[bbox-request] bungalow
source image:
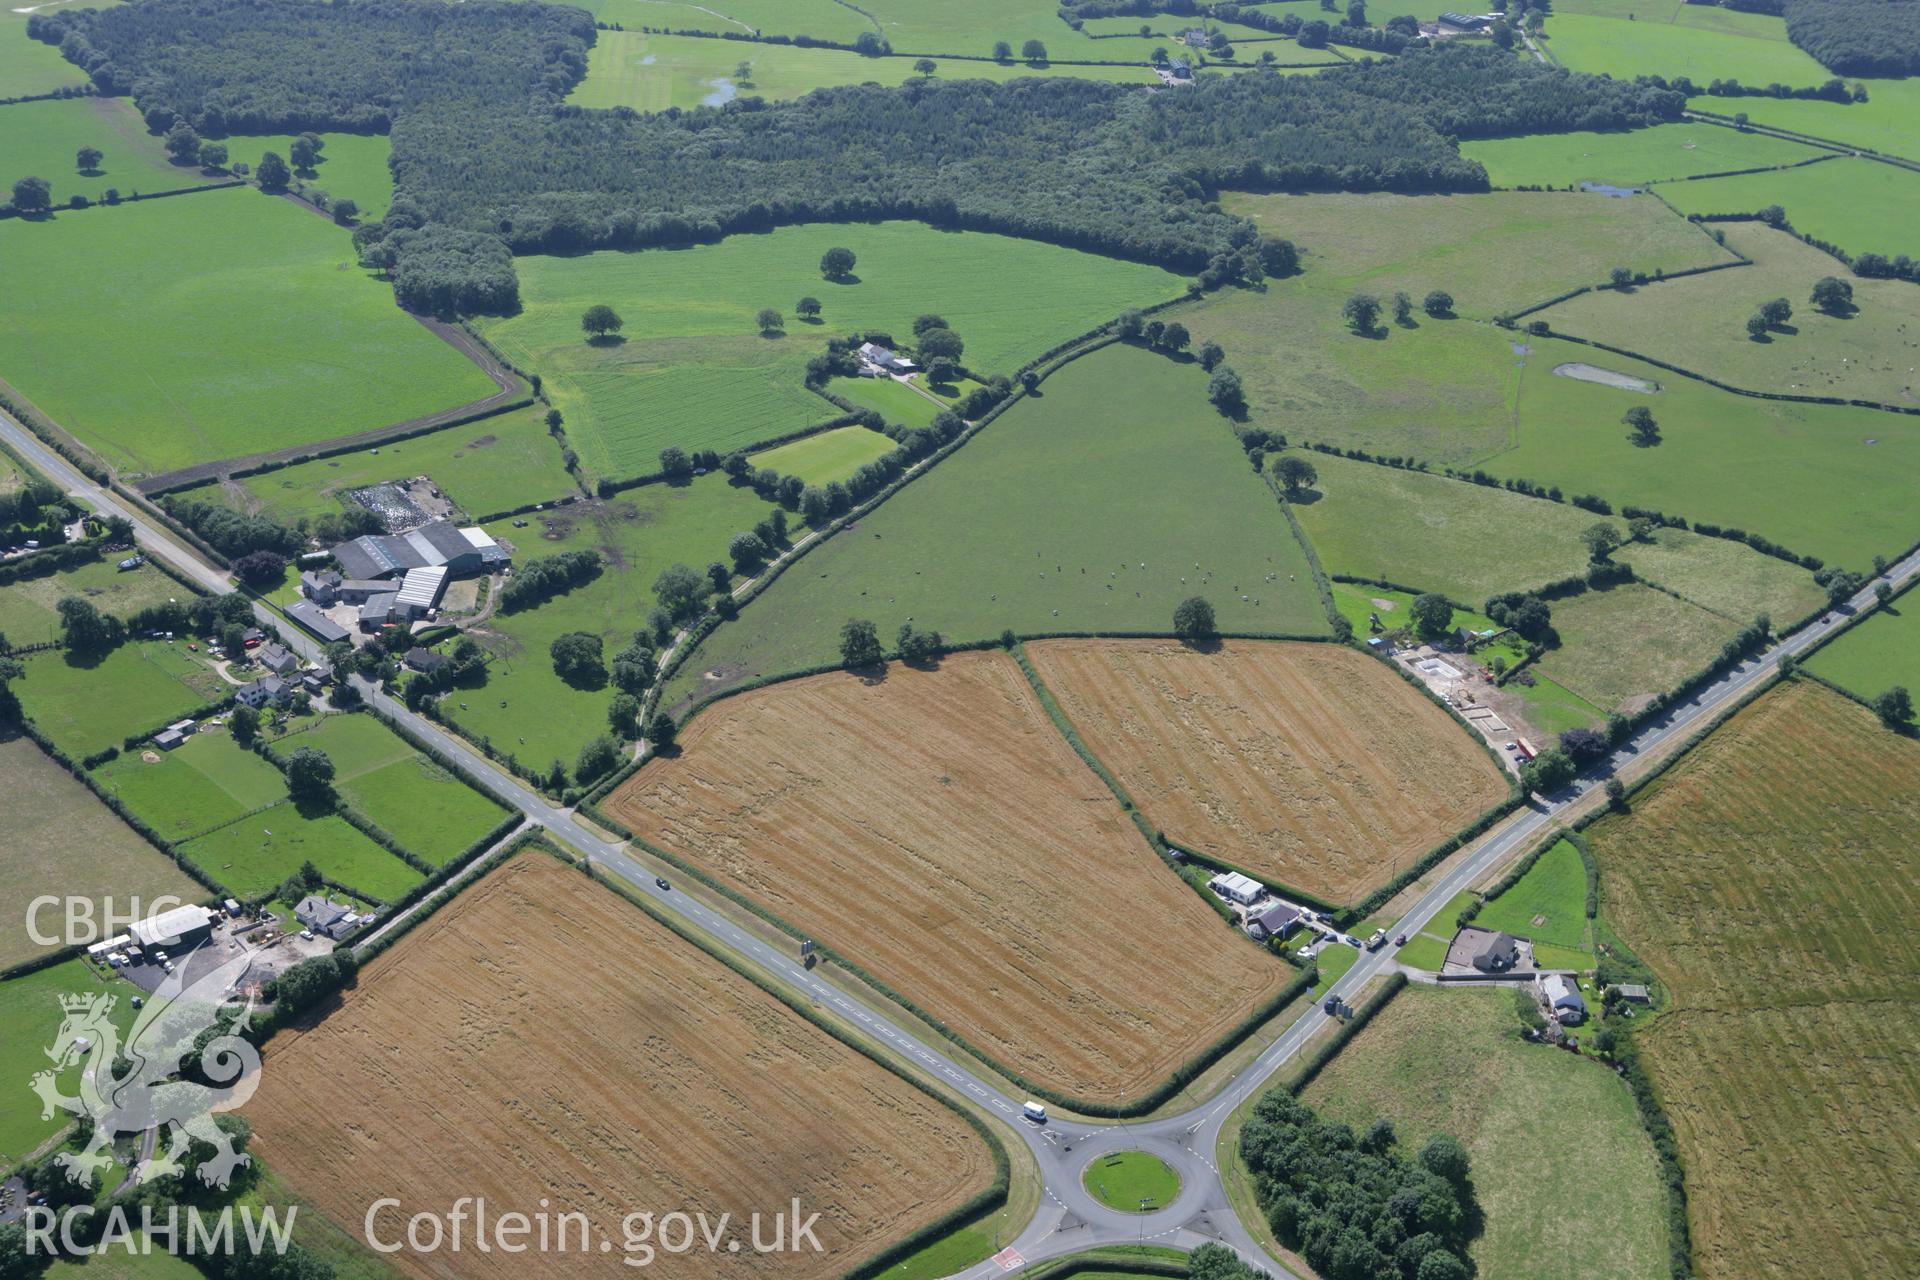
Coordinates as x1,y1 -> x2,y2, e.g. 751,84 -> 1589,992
1542,974 -> 1587,1023
404,647 -> 450,675
1248,902 -> 1302,942
1470,930 -> 1520,974
255,642 -> 299,676
857,342 -> 916,374
294,895 -> 360,941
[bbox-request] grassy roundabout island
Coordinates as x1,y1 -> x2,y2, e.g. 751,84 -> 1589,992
1084,1151 -> 1182,1214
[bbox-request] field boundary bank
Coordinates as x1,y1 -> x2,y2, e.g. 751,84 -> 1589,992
573,854 -> 1017,1280
0,178 -> 247,224
136,318 -> 529,494
1503,223 -> 1753,324
581,798 -> 1319,1118
1683,108 -> 1920,172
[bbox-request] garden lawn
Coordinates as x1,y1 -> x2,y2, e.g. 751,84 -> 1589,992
750,425 -> 898,486
0,736 -> 201,972
0,186 -> 496,476
0,97 -> 185,204
1539,222 -> 1920,405
1689,77 -> 1920,165
827,375 -> 944,429
15,642 -> 226,759
222,131 -> 394,219
1545,11 -> 1829,84
0,959 -> 139,1166
229,405 -> 576,525
445,476 -> 778,772
1462,122 -> 1822,189
1657,154 -> 1920,260
1806,591 -> 1920,702
0,557 -> 182,646
268,714 -> 508,865
1303,985 -> 1668,1280
570,31 -> 1155,111
660,344 -> 1327,712
473,222 -> 1185,479
179,801 -> 421,901
1534,581 -> 1737,713
1474,838 -> 1593,956
90,728 -> 288,842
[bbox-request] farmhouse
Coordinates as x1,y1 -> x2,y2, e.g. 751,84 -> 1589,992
255,642 -> 299,676
1542,973 -> 1587,1024
330,520 -> 507,584
129,904 -> 215,952
236,675 -> 295,708
857,342 -> 916,375
294,895 -> 360,940
300,569 -> 342,605
1209,870 -> 1266,907
285,599 -> 351,645
1248,902 -> 1302,941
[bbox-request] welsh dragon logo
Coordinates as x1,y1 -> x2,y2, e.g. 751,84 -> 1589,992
31,945 -> 263,1190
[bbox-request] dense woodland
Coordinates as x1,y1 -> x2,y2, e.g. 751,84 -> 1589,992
1782,0 -> 1920,76
34,0 -> 1680,315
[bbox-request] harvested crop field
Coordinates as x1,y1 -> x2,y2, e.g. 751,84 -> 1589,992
1024,640 -> 1508,903
605,651 -> 1291,1105
1585,680 -> 1920,1280
246,854 -> 992,1280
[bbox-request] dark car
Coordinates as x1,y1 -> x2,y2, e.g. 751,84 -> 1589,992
655,876 -> 670,891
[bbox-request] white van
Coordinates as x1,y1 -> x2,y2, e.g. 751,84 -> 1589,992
1022,1101 -> 1047,1125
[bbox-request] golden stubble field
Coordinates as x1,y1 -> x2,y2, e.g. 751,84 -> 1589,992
1025,639 -> 1509,902
246,855 -> 994,1280
1587,680 -> 1920,1280
604,650 -> 1291,1106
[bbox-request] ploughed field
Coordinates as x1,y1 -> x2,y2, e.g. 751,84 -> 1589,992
1585,680 -> 1920,1280
605,650 -> 1292,1106
1024,640 -> 1509,903
246,854 -> 993,1280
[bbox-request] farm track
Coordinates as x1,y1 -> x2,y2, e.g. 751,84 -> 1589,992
1025,639 -> 1509,901
134,313 -> 526,494
6,400 -> 1920,1280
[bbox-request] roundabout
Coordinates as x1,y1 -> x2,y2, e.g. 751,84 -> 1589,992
1081,1150 -> 1182,1214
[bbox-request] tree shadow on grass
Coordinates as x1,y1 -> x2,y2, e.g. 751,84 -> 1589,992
1286,488 -> 1324,506
586,334 -> 627,348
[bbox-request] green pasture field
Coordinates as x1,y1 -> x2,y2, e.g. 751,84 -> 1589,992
1462,123 -> 1821,189
1613,523 -> 1825,626
1507,669 -> 1607,736
1540,222 -> 1920,408
0,96 -> 186,204
0,0 -> 114,98
476,222 -> 1184,479
1330,582 -> 1502,638
1482,335 -> 1920,569
570,32 -> 1157,111
1082,1151 -> 1181,1213
1690,77 -> 1920,164
749,425 -> 897,487
15,642 -> 226,759
268,714 -> 508,864
1658,155 -> 1920,260
1553,0 -> 1794,38
1289,451 -> 1603,602
180,800 -> 421,901
1303,985 -> 1669,1280
0,186 -> 496,477
1585,680 -> 1920,1279
1223,190 -> 1734,321
1806,591 -> 1920,701
0,735 -> 201,972
1544,11 -> 1829,84
0,958 -> 140,1165
91,727 -> 288,841
444,476 -> 778,770
1474,838 -> 1594,956
228,405 -> 576,525
0,557 -> 182,646
223,131 -> 395,220
659,343 -> 1326,712
827,375 -> 944,429
1534,581 -> 1736,713
581,0 -> 871,41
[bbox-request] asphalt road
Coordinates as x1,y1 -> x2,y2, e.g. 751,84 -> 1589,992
8,406 -> 1917,1278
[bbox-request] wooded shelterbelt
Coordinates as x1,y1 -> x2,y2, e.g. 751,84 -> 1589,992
1782,0 -> 1920,76
33,0 -> 1682,314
